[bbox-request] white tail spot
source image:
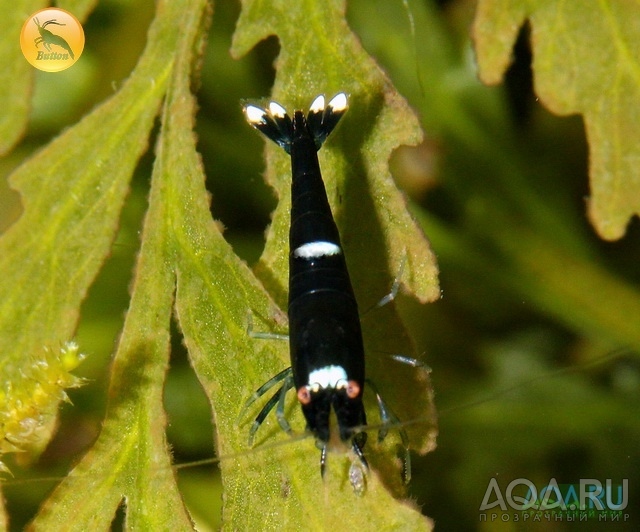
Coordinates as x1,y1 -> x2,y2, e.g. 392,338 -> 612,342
268,101 -> 287,118
328,92 -> 348,112
244,105 -> 266,124
310,94 -> 326,113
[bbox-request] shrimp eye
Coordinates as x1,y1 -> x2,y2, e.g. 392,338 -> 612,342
297,387 -> 312,405
346,380 -> 360,399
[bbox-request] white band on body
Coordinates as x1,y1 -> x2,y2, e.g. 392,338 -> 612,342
293,241 -> 342,260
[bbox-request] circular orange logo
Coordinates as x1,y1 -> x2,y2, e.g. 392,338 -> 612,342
20,8 -> 84,72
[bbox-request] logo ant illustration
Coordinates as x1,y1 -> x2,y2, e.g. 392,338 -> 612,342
33,17 -> 75,59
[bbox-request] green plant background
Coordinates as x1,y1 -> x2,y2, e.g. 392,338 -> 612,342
1,0 -> 639,530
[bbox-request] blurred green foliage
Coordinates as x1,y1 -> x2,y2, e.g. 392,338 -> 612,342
1,0 -> 639,529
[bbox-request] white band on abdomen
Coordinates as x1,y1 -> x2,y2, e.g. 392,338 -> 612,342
293,241 -> 342,259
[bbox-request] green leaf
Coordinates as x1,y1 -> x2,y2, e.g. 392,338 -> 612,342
0,0 -> 44,155
0,3 -> 172,469
474,0 -> 640,240
3,0 -> 208,529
